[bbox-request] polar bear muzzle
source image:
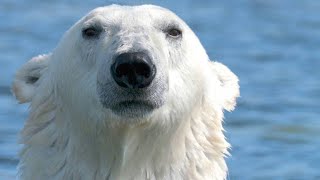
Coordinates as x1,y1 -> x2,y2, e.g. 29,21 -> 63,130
97,49 -> 166,119
111,52 -> 156,89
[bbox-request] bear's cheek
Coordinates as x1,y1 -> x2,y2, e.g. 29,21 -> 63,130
167,63 -> 205,104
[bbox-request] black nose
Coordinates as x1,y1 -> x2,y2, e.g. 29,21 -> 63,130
111,52 -> 156,89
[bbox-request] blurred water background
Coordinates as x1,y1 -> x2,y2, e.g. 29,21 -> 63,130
0,0 -> 319,179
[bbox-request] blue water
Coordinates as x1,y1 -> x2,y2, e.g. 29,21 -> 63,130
1,0 -> 319,179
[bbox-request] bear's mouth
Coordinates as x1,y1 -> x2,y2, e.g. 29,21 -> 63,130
110,100 -> 156,118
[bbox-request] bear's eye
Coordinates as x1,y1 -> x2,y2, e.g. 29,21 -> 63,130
167,28 -> 182,38
82,27 -> 100,38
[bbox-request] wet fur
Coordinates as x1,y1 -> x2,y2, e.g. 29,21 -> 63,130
13,5 -> 239,180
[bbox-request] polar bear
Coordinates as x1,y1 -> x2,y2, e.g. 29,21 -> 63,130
12,4 -> 239,180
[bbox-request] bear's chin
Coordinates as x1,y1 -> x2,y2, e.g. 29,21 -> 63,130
110,100 -> 157,119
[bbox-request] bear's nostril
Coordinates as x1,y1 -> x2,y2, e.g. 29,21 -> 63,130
111,52 -> 156,89
116,63 -> 131,77
135,62 -> 151,78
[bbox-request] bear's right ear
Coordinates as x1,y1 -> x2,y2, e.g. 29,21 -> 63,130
12,54 -> 50,103
209,61 -> 240,111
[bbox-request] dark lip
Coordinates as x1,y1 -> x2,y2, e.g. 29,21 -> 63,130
114,100 -> 153,108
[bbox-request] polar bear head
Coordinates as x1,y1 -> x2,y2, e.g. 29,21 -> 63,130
13,5 -> 239,179
13,4 -> 239,128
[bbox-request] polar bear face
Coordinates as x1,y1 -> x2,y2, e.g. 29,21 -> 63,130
13,5 -> 239,179
13,5 -> 238,127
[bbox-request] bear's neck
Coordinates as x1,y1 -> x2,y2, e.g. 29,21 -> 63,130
66,118 -> 191,179
20,101 -> 228,180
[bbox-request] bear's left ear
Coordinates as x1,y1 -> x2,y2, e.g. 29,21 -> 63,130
209,61 -> 240,111
12,54 -> 50,103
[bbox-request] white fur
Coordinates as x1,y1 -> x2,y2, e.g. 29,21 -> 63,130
12,5 -> 239,180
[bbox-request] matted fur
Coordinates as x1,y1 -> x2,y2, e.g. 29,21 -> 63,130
12,5 -> 239,180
